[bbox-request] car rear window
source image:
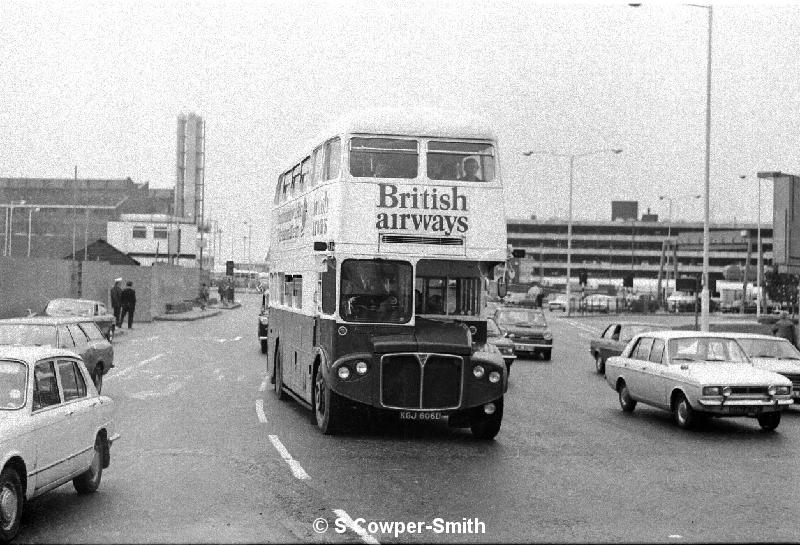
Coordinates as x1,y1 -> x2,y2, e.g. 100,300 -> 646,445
78,322 -> 105,341
0,360 -> 26,410
0,324 -> 58,346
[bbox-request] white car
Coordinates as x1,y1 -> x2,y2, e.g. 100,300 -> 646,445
0,346 -> 119,541
605,330 -> 793,431
736,333 -> 800,402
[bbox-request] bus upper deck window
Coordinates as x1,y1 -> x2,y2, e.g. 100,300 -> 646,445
427,141 -> 495,182
349,138 -> 418,179
323,137 -> 341,180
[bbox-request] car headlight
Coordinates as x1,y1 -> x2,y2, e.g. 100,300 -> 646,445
337,366 -> 351,380
488,371 -> 501,383
722,386 -> 732,397
355,361 -> 368,375
543,331 -> 552,340
775,385 -> 791,396
473,365 -> 485,379
702,386 -> 722,396
507,333 -> 515,339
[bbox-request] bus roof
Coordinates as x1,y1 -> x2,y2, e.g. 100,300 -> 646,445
315,108 -> 496,144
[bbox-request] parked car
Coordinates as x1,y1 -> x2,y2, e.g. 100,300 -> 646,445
547,294 -> 568,312
666,292 -> 697,312
0,345 -> 119,541
40,298 -> 116,342
258,291 -> 269,354
486,318 -> 516,375
673,321 -> 774,336
590,321 -> 663,374
581,294 -> 617,313
605,330 -> 793,430
493,307 -> 553,360
0,317 -> 114,393
736,333 -> 800,402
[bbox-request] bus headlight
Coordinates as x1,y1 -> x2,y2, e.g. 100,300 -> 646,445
337,366 -> 351,380
355,361 -> 368,375
488,371 -> 501,383
473,365 -> 485,379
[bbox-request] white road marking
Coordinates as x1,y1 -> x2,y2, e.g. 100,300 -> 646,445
112,353 -> 166,379
332,509 -> 380,544
233,335 -> 242,341
129,380 -> 184,400
268,435 -> 310,480
255,399 -> 267,423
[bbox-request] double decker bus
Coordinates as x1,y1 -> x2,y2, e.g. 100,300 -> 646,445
266,109 -> 508,438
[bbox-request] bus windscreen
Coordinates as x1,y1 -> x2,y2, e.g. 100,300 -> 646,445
339,259 -> 413,323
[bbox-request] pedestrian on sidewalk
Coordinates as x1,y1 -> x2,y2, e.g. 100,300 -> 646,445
226,278 -> 235,305
120,281 -> 137,329
217,281 -> 226,307
110,277 -> 123,327
199,283 -> 209,310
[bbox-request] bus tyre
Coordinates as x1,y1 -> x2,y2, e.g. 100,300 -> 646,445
274,347 -> 287,401
470,396 -> 503,440
313,368 -> 342,435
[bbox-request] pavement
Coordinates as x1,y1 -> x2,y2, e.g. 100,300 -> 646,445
152,301 -> 241,322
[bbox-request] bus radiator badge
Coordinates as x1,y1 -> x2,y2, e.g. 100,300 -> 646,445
338,326 -> 348,336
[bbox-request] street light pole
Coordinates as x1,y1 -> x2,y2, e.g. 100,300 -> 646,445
27,207 -> 39,258
523,148 -> 623,317
757,177 -> 762,317
631,2 -> 713,331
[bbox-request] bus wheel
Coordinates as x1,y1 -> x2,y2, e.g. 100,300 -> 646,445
274,347 -> 287,401
313,368 -> 341,435
470,396 -> 503,440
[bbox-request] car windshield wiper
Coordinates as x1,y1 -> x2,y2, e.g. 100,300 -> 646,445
671,357 -> 695,362
702,358 -> 727,362
779,356 -> 800,360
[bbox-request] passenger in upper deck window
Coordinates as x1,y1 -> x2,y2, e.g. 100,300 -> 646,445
460,157 -> 482,182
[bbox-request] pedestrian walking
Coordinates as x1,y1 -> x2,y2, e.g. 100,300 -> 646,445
199,283 -> 209,311
226,278 -> 235,305
772,311 -> 796,345
110,277 -> 123,327
217,281 -> 226,307
120,281 -> 137,329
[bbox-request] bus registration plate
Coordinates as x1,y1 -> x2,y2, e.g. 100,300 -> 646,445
400,411 -> 443,420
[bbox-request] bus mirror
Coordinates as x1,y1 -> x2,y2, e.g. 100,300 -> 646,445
511,249 -> 526,258
313,242 -> 328,251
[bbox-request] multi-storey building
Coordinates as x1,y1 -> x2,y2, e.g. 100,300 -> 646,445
507,218 -> 772,288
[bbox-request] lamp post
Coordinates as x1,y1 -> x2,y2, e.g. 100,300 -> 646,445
630,2 -> 713,330
27,207 -> 40,258
523,148 -> 623,316
4,200 -> 26,257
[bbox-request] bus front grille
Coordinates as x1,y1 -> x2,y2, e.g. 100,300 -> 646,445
380,353 -> 463,410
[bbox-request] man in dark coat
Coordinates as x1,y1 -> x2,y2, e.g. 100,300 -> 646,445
773,311 -> 796,346
120,281 -> 137,329
110,278 -> 123,327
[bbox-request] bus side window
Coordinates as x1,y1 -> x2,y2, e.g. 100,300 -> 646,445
311,145 -> 323,186
321,258 -> 337,314
323,137 -> 341,181
292,275 -> 303,308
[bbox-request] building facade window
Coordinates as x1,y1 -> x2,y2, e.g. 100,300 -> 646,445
132,226 -> 147,239
153,226 -> 168,239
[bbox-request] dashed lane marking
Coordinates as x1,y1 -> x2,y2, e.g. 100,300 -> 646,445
268,435 -> 310,480
112,353 -> 166,379
255,399 -> 268,423
129,380 -> 185,400
332,509 -> 380,544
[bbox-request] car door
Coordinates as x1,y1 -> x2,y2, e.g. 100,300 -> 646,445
639,338 -> 670,407
78,322 -> 113,371
30,359 -> 74,489
56,358 -> 97,472
625,337 -> 654,402
67,323 -> 96,375
601,324 -> 621,359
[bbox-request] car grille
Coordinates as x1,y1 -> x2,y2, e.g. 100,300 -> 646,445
380,353 -> 462,410
729,386 -> 769,396
513,334 -> 545,342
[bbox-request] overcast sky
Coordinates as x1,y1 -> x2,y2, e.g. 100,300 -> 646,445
2,0 -> 797,263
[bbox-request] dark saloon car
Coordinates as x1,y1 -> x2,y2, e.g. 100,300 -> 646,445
493,307 -> 553,360
486,318 -> 516,375
590,322 -> 662,374
41,298 -> 116,341
0,316 -> 114,392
